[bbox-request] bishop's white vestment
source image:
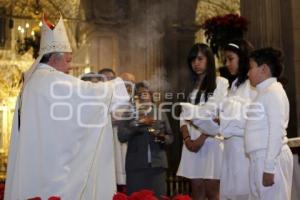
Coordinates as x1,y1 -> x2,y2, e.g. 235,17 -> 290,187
4,63 -> 129,200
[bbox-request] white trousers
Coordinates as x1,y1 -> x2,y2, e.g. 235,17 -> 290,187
248,145 -> 293,200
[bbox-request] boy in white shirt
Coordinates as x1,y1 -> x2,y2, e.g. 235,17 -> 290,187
245,47 -> 293,200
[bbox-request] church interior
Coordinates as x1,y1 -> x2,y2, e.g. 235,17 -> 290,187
0,0 -> 300,199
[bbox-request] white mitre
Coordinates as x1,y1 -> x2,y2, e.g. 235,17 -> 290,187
23,14 -> 72,84
39,15 -> 72,55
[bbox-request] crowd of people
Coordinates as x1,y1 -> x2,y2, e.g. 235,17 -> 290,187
175,40 -> 293,200
4,14 -> 293,200
79,38 -> 293,200
80,68 -> 174,197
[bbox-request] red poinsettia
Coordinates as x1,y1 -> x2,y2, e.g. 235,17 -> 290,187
113,192 -> 128,200
112,190 -> 192,200
202,13 -> 249,55
48,196 -> 61,200
129,190 -> 158,200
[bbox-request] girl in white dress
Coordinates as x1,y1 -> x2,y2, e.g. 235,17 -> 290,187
246,47 -> 293,200
177,43 -> 228,200
219,40 -> 256,200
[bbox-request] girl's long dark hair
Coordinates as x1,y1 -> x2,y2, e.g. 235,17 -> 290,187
186,43 -> 216,104
222,39 -> 254,88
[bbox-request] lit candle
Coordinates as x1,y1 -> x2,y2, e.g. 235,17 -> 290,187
31,31 -> 35,40
20,28 -> 25,40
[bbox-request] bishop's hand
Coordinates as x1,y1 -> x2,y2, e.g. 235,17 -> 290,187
262,172 -> 275,187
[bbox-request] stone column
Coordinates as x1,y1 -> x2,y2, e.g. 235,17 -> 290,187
162,0 -> 198,170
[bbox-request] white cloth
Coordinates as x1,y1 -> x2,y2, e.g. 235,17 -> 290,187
180,103 -> 219,136
220,79 -> 257,138
245,78 -> 289,173
220,79 -> 257,199
112,126 -> 127,185
4,63 -> 129,200
248,145 -> 293,200
177,77 -> 228,179
180,77 -> 229,122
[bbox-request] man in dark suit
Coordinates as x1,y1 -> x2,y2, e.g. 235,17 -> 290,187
118,82 -> 173,197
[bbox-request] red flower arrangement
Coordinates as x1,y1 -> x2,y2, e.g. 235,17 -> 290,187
48,197 -> 61,200
202,14 -> 249,55
21,191 -> 189,200
113,190 -> 191,200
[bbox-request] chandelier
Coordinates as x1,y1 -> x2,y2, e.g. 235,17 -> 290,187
11,0 -> 43,58
16,21 -> 41,59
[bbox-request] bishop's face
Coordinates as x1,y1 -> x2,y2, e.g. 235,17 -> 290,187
53,52 -> 73,74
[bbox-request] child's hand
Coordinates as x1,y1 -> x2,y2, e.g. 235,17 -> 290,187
184,139 -> 198,153
139,116 -> 154,125
262,172 -> 275,186
213,117 -> 220,125
185,134 -> 208,153
193,134 -> 208,151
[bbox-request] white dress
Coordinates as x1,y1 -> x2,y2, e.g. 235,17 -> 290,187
177,77 -> 228,179
219,79 -> 257,200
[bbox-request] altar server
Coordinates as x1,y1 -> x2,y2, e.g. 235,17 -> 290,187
177,43 -> 228,200
245,47 -> 293,200
219,40 -> 256,200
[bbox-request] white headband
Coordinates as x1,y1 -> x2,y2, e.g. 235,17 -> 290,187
228,43 -> 240,49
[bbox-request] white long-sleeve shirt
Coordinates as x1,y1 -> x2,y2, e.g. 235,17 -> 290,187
220,79 -> 257,138
180,76 -> 228,135
245,78 -> 289,173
